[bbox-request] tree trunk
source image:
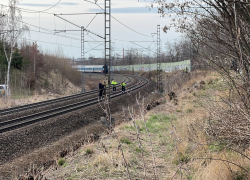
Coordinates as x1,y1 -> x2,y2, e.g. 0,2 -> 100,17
6,60 -> 11,96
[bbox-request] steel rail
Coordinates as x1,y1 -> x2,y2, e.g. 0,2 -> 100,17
0,76 -> 148,134
0,75 -> 131,116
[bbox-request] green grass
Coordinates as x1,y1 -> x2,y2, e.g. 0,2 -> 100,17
67,174 -> 80,180
139,115 -> 170,133
208,143 -> 225,152
120,137 -> 132,144
236,172 -> 245,180
86,149 -> 93,155
62,163 -> 68,167
186,109 -> 193,113
44,79 -> 49,87
135,147 -> 141,153
172,152 -> 189,165
11,89 -> 34,99
58,158 -> 66,166
123,125 -> 135,131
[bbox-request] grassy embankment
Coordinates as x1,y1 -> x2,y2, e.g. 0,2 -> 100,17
22,70 -> 250,179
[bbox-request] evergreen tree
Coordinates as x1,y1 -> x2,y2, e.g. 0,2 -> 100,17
11,48 -> 23,69
0,41 -> 7,66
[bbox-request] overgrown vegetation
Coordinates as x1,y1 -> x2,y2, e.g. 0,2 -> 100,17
58,158 -> 65,166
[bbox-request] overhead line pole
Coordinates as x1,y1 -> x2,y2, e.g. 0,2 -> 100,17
157,25 -> 162,91
54,14 -> 105,93
105,0 -> 111,102
81,26 -> 85,92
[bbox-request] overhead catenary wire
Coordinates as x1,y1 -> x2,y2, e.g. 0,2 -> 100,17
39,0 -> 62,12
130,41 -> 157,55
20,37 -> 105,52
1,2 -> 153,39
1,2 -> 159,57
20,37 -> 81,48
83,0 -> 153,37
2,2 -> 153,38
85,14 -> 97,29
54,14 -> 105,39
4,23 -> 82,41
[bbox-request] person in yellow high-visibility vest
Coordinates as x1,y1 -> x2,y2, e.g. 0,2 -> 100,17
111,80 -> 117,92
121,81 -> 126,93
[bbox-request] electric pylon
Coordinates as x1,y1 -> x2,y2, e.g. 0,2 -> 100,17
105,0 -> 111,101
157,25 -> 162,91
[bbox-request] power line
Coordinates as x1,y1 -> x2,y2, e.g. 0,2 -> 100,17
83,0 -> 103,11
54,12 -> 105,15
39,0 -> 62,12
16,18 -> 81,36
0,3 -> 55,15
83,0 -> 153,37
2,2 -> 153,38
130,41 -> 157,54
111,16 -> 152,37
20,37 -> 81,48
20,37 -> 105,52
54,14 -> 105,39
85,14 -> 97,29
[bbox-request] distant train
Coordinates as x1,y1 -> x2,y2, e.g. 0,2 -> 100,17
73,65 -> 108,73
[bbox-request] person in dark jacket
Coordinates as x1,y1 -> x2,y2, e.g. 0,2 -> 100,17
99,80 -> 104,97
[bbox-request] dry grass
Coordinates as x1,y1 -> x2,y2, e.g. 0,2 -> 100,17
10,70 -> 250,180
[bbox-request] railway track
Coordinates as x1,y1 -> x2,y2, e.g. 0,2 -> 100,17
0,75 -> 131,116
0,75 -> 148,134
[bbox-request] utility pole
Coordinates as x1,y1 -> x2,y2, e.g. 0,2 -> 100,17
81,26 -> 85,93
54,14 -> 105,93
105,0 -> 111,101
157,25 -> 162,91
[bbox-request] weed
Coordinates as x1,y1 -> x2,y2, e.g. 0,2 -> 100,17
140,115 -> 170,133
236,172 -> 245,180
179,152 -> 189,163
86,148 -> 93,155
44,79 -> 49,87
159,140 -> 168,146
135,147 -> 141,153
67,174 -> 79,180
58,158 -> 65,166
172,159 -> 179,165
123,125 -> 135,131
176,109 -> 182,112
120,137 -> 132,144
62,163 -> 68,167
186,174 -> 193,180
186,109 -> 193,113
208,144 -> 225,152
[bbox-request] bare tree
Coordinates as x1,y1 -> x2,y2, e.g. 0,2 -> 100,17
1,0 -> 28,96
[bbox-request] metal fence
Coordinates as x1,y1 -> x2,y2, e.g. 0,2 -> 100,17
111,60 -> 191,72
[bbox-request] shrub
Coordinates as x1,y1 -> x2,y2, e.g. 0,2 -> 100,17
135,147 -> 141,153
86,148 -> 93,155
44,79 -> 49,87
58,158 -> 65,166
120,137 -> 132,144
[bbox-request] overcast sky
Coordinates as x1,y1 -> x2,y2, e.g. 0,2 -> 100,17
1,0 -> 181,58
